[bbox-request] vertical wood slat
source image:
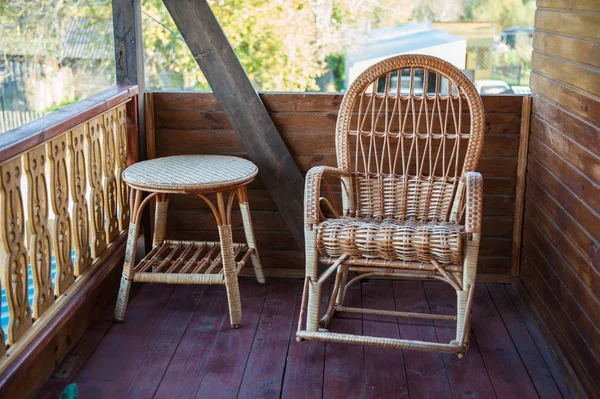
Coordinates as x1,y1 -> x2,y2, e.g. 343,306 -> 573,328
0,157 -> 32,344
68,126 -> 92,276
47,136 -> 75,295
115,104 -> 130,231
23,146 -> 54,317
86,117 -> 107,258
511,96 -> 532,277
144,93 -> 156,240
102,111 -> 119,243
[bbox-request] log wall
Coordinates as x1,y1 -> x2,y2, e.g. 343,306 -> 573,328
148,92 -> 526,281
520,1 -> 600,395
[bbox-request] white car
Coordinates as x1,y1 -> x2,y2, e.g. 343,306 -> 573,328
475,80 -> 513,95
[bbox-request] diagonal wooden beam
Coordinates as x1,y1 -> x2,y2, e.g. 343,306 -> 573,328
162,0 -> 304,249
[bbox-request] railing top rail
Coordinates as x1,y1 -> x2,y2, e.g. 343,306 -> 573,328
0,84 -> 138,164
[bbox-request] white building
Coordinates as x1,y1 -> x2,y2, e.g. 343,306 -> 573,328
346,22 -> 467,88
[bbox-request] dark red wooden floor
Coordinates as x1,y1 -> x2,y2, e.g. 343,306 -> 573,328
38,278 -> 571,398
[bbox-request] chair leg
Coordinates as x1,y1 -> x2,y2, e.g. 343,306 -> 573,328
320,265 -> 347,328
219,223 -> 243,328
335,265 -> 349,305
306,279 -> 322,332
303,227 -> 321,332
455,285 -> 475,358
455,238 -> 479,356
237,187 -> 265,284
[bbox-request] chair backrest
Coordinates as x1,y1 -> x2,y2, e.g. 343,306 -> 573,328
336,55 -> 485,223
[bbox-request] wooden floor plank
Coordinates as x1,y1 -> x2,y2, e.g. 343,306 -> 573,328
361,280 -> 409,399
36,296 -> 116,399
393,280 -> 453,399
281,281 -> 330,399
72,283 -> 175,398
123,285 -> 204,398
487,283 -> 562,398
238,279 -> 300,399
423,281 -> 496,399
323,282 -> 366,399
471,283 -> 538,398
193,280 -> 268,399
506,284 -> 573,398
39,279 -> 575,399
153,285 -> 229,399
505,284 -> 574,398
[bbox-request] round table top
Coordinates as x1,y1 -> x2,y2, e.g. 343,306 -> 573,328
122,155 -> 258,193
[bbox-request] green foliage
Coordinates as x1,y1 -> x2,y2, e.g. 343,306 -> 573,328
141,0 -> 373,91
0,0 -> 536,94
464,0 -> 535,29
43,96 -> 82,113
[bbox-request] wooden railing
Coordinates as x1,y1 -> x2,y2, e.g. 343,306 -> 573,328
0,86 -> 138,360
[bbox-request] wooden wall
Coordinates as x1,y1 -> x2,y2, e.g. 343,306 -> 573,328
148,92 -> 526,281
521,0 -> 600,395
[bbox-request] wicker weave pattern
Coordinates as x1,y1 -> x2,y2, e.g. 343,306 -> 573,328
335,55 -> 484,223
354,174 -> 456,221
317,217 -> 463,264
122,155 -> 258,193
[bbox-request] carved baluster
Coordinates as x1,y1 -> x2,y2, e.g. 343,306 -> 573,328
68,126 -> 92,275
0,280 -> 4,353
0,157 -> 32,344
23,146 -> 54,318
86,117 -> 107,258
115,104 -> 130,231
102,110 -> 119,244
47,136 -> 74,294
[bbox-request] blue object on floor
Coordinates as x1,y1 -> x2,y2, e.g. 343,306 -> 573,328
60,383 -> 78,399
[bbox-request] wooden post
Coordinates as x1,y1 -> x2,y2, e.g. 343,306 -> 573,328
112,0 -> 151,253
162,0 -> 305,249
511,96 -> 532,277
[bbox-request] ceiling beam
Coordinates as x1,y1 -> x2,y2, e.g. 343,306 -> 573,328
162,0 -> 305,249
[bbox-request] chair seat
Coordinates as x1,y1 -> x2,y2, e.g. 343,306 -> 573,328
317,217 -> 464,265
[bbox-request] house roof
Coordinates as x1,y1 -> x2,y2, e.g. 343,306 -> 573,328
0,17 -> 113,61
61,18 -> 113,60
347,22 -> 465,63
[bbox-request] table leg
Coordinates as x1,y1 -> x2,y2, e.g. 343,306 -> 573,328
197,191 -> 243,328
153,193 -> 169,247
217,191 -> 243,328
237,186 -> 266,284
219,223 -> 243,328
114,189 -> 157,322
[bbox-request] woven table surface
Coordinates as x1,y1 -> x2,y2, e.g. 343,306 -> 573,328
122,155 -> 258,193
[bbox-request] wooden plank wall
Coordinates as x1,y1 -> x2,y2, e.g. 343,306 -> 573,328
521,0 -> 600,396
149,92 -> 524,281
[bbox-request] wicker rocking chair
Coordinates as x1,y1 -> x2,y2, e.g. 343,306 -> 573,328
296,55 -> 484,357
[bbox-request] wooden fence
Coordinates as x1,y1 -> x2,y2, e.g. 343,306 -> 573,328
0,110 -> 45,134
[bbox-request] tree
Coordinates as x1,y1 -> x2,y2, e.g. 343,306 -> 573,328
464,0 -> 535,29
141,0 -> 377,91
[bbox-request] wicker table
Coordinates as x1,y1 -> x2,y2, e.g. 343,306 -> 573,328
114,155 -> 266,328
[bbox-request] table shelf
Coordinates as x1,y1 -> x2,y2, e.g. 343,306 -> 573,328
132,240 -> 252,285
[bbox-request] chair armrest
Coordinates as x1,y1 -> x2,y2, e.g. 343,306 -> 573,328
304,166 -> 351,228
464,172 -> 483,235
